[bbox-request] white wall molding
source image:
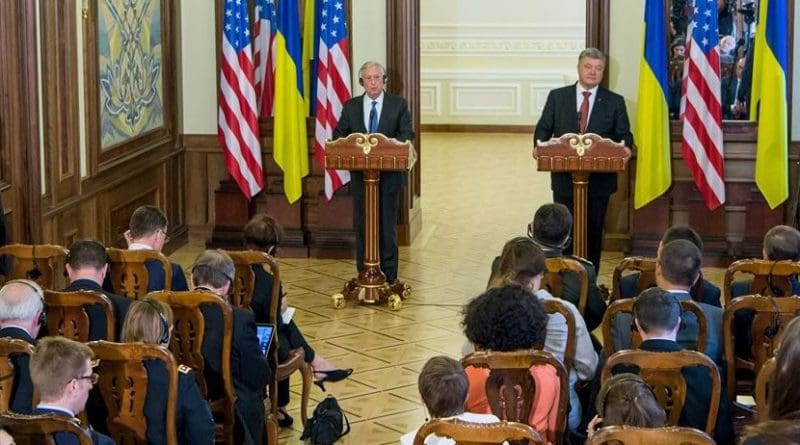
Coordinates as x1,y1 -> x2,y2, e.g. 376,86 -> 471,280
421,23 -> 584,57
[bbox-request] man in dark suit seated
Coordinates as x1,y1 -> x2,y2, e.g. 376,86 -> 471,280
722,57 -> 748,120
64,240 -> 130,340
534,48 -> 634,273
29,336 -> 113,445
0,279 -> 46,413
618,225 -> 721,307
333,60 -> 415,286
191,249 -> 270,444
122,205 -> 189,292
620,288 -> 733,443
611,240 -> 723,364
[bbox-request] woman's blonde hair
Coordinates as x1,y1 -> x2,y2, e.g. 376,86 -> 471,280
487,237 -> 546,290
121,297 -> 173,345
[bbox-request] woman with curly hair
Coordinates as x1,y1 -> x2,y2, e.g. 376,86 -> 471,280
740,316 -> 800,445
462,284 -> 561,443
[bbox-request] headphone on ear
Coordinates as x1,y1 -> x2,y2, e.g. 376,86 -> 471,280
142,299 -> 170,345
4,279 -> 46,327
358,73 -> 388,86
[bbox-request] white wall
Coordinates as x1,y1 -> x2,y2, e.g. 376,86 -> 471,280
181,1 -> 218,134
608,0 -> 644,129
350,0 -> 386,95
420,0 -> 585,126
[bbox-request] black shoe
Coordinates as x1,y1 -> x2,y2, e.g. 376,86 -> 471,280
277,408 -> 293,428
313,368 -> 353,391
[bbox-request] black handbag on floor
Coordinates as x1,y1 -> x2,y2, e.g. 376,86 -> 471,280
300,395 -> 350,444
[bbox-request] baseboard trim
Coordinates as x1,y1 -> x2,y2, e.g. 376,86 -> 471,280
421,124 -> 534,134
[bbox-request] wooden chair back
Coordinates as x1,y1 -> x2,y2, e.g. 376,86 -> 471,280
612,257 -> 708,303
148,290 -> 236,445
0,243 -> 68,289
462,349 -> 568,445
543,257 -> 588,315
539,298 -> 576,376
601,349 -> 720,434
722,294 -> 800,400
106,248 -> 172,299
87,341 -> 178,444
0,412 -> 92,445
226,250 -> 279,309
755,356 -> 776,422
586,425 -> 715,445
0,337 -> 35,412
601,298 -> 707,355
723,259 -> 800,304
44,290 -> 115,342
413,418 -> 544,445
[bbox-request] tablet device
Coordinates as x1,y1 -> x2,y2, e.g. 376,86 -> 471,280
256,323 -> 275,356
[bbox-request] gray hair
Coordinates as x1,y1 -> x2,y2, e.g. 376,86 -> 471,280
191,249 -> 235,289
579,48 -> 607,64
358,61 -> 386,79
0,280 -> 44,322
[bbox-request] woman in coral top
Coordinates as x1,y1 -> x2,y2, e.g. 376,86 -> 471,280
462,285 -> 561,444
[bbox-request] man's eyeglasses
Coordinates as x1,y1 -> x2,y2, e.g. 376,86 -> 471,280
74,373 -> 99,385
158,228 -> 171,244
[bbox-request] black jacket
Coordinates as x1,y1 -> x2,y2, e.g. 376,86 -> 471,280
64,279 -> 131,341
0,326 -> 35,414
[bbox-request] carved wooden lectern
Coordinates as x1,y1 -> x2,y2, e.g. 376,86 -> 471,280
324,133 -> 417,310
533,133 -> 631,260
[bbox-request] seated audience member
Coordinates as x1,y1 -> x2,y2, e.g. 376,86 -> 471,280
0,280 -> 45,413
29,337 -> 113,445
518,203 -> 606,331
121,205 -> 189,292
462,285 -> 561,443
587,373 -> 665,439
614,288 -> 733,443
610,240 -> 723,364
618,225 -> 721,307
63,239 -> 130,340
740,316 -> 800,445
242,214 -> 351,426
485,236 -> 597,431
120,297 -> 214,444
190,249 -> 270,443
400,356 -> 500,445
731,225 -> 800,358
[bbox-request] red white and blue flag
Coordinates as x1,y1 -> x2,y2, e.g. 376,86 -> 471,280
680,0 -> 725,210
253,0 -> 277,117
217,0 -> 264,199
314,0 -> 352,199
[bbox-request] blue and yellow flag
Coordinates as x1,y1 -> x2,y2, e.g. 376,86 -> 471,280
274,0 -> 309,203
634,0 -> 671,209
750,0 -> 788,209
302,0 -> 315,115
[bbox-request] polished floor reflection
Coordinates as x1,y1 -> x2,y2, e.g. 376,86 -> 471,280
171,132 -> 726,444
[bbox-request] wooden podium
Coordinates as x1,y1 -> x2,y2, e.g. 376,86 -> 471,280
324,133 -> 417,310
533,133 -> 631,260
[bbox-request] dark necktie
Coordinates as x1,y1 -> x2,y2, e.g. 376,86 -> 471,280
579,91 -> 591,133
368,100 -> 378,133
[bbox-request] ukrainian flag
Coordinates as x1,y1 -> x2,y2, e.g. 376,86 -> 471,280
750,0 -> 788,209
634,0 -> 671,209
274,0 -> 309,203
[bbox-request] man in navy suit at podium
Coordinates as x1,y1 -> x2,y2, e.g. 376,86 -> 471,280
534,48 -> 634,272
333,61 -> 414,284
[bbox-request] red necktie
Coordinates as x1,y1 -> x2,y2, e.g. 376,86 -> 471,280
579,91 -> 591,133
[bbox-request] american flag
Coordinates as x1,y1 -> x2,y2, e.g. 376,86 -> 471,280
314,0 -> 352,199
217,0 -> 264,199
253,0 -> 277,117
680,0 -> 725,210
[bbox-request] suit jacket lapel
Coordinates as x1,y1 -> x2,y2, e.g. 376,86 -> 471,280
585,87 -> 604,132
356,95 -> 367,132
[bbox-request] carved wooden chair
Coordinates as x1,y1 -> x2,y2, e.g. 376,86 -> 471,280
601,349 -> 721,434
0,412 -> 92,445
148,290 -> 236,445
723,259 -> 800,304
601,298 -> 707,355
722,295 -> 800,401
227,250 -> 312,426
413,418 -> 544,445
462,349 -> 569,445
87,341 -> 178,444
754,356 -> 776,422
0,337 -> 36,411
538,298 -> 576,376
611,257 -> 709,303
106,248 -> 172,299
0,243 -> 69,290
586,425 -> 715,445
44,290 -> 115,342
542,257 -> 588,316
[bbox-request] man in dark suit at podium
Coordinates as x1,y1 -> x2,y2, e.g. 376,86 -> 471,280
534,48 -> 633,272
333,61 -> 414,284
